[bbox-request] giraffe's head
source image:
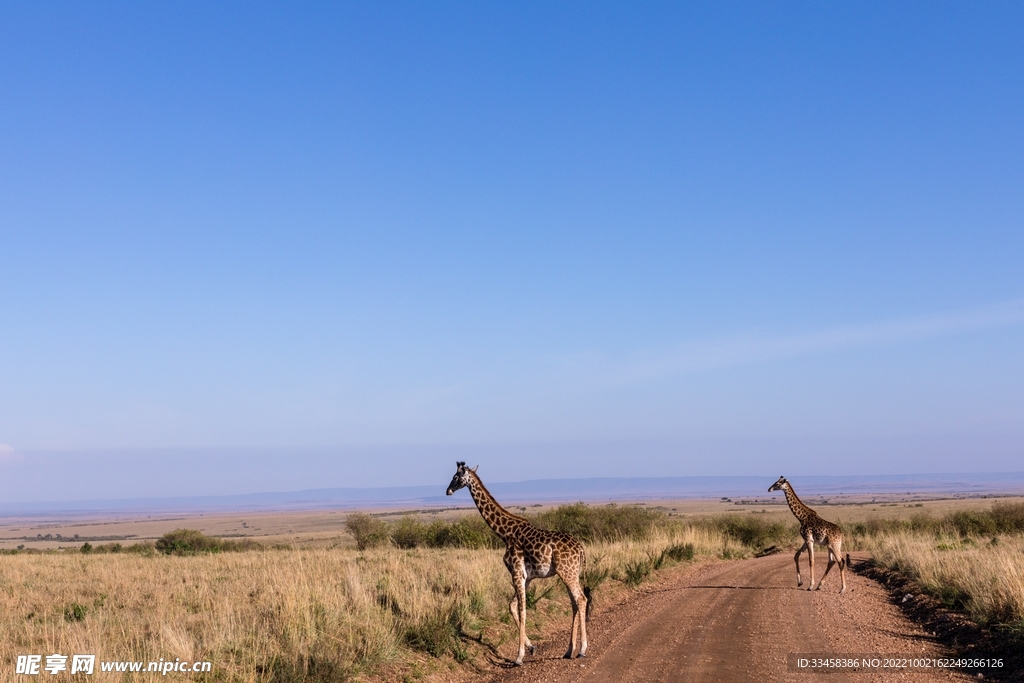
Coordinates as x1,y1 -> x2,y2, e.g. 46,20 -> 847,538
446,461 -> 476,496
768,476 -> 790,493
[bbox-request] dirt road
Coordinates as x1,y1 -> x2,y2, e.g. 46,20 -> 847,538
481,554 -> 976,683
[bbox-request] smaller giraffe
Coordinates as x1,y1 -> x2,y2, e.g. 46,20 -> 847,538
446,462 -> 590,665
768,476 -> 848,593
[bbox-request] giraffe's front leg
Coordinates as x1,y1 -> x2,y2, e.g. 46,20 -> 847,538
513,571 -> 529,665
504,549 -> 534,657
523,578 -> 536,654
507,597 -> 536,654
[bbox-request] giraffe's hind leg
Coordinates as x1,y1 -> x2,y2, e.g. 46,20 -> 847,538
806,538 -> 816,590
838,544 -> 847,593
815,541 -> 847,593
558,569 -> 589,659
563,584 -> 580,659
818,548 -> 836,590
794,541 -> 808,587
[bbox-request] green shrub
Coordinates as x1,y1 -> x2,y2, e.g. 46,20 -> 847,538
533,503 -> 664,542
391,516 -> 427,549
622,558 -> 652,587
991,502 -> 1024,533
700,515 -> 792,551
346,514 -> 502,551
344,513 -> 391,550
946,510 -> 997,537
663,542 -> 695,562
423,517 -> 501,549
156,529 -> 222,555
64,603 -> 87,622
154,529 -> 257,555
123,541 -> 155,555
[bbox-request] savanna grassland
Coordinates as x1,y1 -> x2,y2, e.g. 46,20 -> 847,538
2,498 -> 1023,682
0,506 -> 758,682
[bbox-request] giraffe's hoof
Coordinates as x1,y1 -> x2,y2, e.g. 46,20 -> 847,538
528,644 -> 536,655
513,660 -> 523,667
577,652 -> 587,659
563,653 -> 573,659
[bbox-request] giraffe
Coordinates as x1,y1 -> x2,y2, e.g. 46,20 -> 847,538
446,461 -> 590,665
768,476 -> 848,593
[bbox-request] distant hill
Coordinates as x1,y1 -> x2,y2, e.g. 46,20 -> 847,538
2,472 -> 1023,515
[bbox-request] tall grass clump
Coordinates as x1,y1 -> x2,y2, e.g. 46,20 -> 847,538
865,533 -> 1024,627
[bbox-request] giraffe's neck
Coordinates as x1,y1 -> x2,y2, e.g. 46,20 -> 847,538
782,485 -> 816,524
467,473 -> 529,543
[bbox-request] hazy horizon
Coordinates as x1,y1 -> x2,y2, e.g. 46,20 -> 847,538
4,470 -> 1023,514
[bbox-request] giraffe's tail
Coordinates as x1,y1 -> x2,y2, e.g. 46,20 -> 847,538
581,548 -> 593,622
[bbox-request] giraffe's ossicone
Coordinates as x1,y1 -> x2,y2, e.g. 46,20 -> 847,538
446,461 -> 591,665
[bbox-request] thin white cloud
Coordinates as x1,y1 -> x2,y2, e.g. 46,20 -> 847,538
605,298 -> 1024,383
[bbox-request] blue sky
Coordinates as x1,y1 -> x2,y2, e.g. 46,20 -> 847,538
1,3 -> 1022,501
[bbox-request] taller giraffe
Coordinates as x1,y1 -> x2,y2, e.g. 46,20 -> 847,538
768,476 -> 848,593
446,462 -> 590,665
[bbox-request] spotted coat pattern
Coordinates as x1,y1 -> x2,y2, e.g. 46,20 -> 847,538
769,476 -> 848,593
447,462 -> 589,665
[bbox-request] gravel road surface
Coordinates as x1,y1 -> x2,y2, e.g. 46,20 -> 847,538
480,553 -> 974,683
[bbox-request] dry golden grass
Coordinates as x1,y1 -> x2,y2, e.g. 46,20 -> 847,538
864,532 -> 1024,627
0,525 -> 736,682
7,496 -> 1020,681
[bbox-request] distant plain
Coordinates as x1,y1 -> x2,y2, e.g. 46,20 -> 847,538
3,492 -> 1021,551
